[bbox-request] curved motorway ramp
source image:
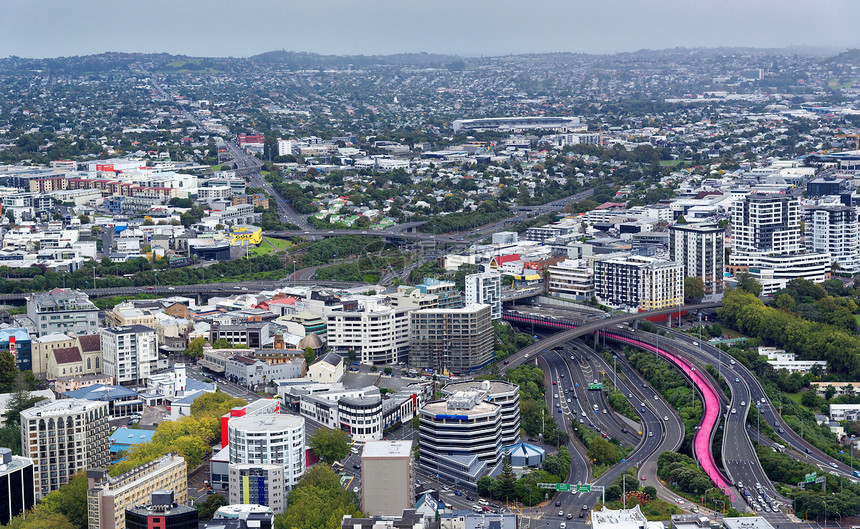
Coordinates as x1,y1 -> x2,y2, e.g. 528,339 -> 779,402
609,334 -> 734,502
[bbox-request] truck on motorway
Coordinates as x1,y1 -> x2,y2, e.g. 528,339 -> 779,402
774,443 -> 785,453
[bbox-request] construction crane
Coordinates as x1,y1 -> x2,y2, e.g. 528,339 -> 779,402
836,133 -> 860,151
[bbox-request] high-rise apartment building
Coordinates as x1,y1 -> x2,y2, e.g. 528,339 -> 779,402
361,441 -> 414,517
409,304 -> 493,375
228,414 -> 305,490
100,325 -> 159,385
20,399 -> 110,499
668,223 -> 725,297
326,298 -> 410,365
593,256 -> 683,310
728,194 -> 830,294
0,448 -> 35,525
464,272 -> 502,320
87,454 -> 188,529
26,288 -> 99,337
805,205 -> 860,274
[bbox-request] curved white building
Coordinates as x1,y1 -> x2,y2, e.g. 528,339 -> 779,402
227,414 -> 305,489
441,380 -> 521,446
338,396 -> 383,443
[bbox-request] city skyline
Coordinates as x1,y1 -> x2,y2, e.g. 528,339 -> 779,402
1,0 -> 859,58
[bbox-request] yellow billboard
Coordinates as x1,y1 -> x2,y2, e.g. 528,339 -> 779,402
230,226 -> 263,246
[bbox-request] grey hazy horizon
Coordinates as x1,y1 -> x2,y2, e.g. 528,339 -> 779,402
1,0 -> 858,59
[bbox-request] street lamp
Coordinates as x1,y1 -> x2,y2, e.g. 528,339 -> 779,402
756,403 -> 761,444
840,451 -> 845,492
613,355 -> 618,388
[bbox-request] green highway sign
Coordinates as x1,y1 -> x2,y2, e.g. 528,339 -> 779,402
538,482 -> 574,492
577,484 -> 591,493
588,383 -> 603,390
805,473 -> 817,483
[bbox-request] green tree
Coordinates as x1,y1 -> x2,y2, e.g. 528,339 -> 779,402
735,272 -> 763,296
305,346 -> 316,366
309,428 -> 350,464
39,473 -> 89,528
77,214 -> 90,225
5,511 -> 77,529
0,350 -> 18,392
196,493 -> 229,520
684,276 -> 705,303
182,336 -> 206,358
587,437 -> 619,466
496,451 -> 517,501
275,465 -> 361,529
775,292 -> 796,310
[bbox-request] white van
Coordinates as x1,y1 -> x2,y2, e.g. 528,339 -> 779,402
478,499 -> 489,506
472,506 -> 482,513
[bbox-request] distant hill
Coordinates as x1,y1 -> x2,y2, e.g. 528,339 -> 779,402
249,50 -> 463,68
826,49 -> 860,64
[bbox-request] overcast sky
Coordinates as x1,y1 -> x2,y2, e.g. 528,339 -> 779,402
2,0 -> 858,58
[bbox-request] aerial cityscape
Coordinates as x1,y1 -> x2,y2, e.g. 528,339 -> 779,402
2,3 -> 860,529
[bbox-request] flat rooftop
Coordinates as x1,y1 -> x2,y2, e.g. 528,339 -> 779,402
421,399 -> 498,418
362,440 -> 412,458
442,380 -> 518,397
228,413 -> 304,432
721,517 -> 775,529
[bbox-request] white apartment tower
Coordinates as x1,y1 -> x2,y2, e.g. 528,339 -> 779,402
21,399 -> 110,499
326,298 -> 411,365
227,414 -> 306,490
728,194 -> 830,294
668,223 -> 725,297
731,194 -> 802,256
100,325 -> 159,386
805,205 -> 860,274
464,271 -> 502,320
593,256 -> 683,310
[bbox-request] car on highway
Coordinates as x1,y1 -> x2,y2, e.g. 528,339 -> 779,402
566,513 -> 573,519
663,416 -> 668,421
741,401 -> 745,406
455,491 -> 463,496
628,393 -> 633,398
735,378 -> 740,383
649,431 -> 653,437
559,510 -> 564,516
556,501 -> 562,507
731,408 -> 737,414
558,408 -> 562,413
567,398 -> 571,403
603,409 -> 607,414
552,381 -> 556,385
830,462 -> 838,468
